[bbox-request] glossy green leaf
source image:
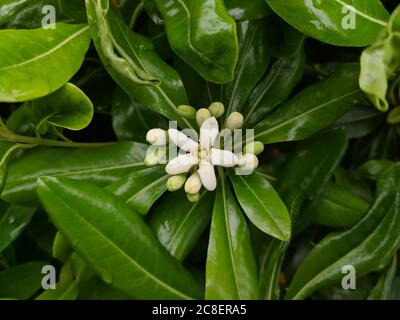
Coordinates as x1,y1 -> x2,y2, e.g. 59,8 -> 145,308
205,173 -> 258,300
224,0 -> 271,21
0,261 -> 45,299
0,0 -> 34,25
143,0 -> 164,24
2,142 -> 147,206
243,47 -> 306,127
20,83 -> 93,135
107,166 -> 168,216
0,23 -> 91,102
0,141 -> 26,194
37,177 -> 202,300
229,171 -> 290,241
266,0 -> 390,46
360,5 -> 400,111
52,232 -> 72,262
156,0 -> 238,84
313,182 -> 370,228
86,0 -> 193,129
223,19 -> 271,117
0,202 -> 36,251
286,166 -> 400,300
112,87 -> 167,143
357,159 -> 395,180
36,282 -> 79,300
254,63 -> 363,144
149,190 -> 214,262
368,254 -> 397,300
259,128 -> 348,299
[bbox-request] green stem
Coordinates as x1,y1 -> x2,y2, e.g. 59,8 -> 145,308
129,1 -> 144,29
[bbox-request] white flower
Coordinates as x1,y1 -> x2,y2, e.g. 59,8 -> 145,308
165,117 -> 238,191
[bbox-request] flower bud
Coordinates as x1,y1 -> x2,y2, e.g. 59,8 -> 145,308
146,128 -> 167,146
244,141 -> 265,155
184,172 -> 202,194
177,105 -> 197,119
388,106 -> 400,125
166,175 -> 187,192
225,112 -> 244,130
196,108 -> 211,127
238,153 -> 259,171
208,102 -> 225,118
187,192 -> 200,203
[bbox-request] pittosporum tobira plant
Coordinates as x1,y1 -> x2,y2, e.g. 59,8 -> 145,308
0,0 -> 399,302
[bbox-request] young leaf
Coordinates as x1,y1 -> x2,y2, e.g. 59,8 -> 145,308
360,5 -> 400,111
0,23 -> 91,102
0,0 -> 34,25
266,0 -> 389,46
37,176 -> 202,300
205,173 -> 258,300
86,0 -> 193,129
228,171 -> 290,241
253,63 -> 363,144
149,190 -> 214,262
36,281 -> 79,300
155,0 -> 238,84
2,142 -> 147,206
106,166 -> 169,216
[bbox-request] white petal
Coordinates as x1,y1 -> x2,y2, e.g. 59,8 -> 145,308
198,160 -> 217,191
168,129 -> 198,152
199,117 -> 219,149
165,154 -> 198,175
210,148 -> 239,167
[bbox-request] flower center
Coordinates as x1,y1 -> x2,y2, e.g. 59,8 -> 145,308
198,148 -> 209,160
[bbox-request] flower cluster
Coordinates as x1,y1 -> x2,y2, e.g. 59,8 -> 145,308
145,102 -> 264,202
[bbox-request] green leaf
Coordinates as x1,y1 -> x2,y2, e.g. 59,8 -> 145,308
52,232 -> 72,262
106,166 -> 168,216
0,202 -> 36,251
205,173 -> 258,299
0,23 -> 91,102
228,171 -> 290,241
360,5 -> 400,112
258,128 -> 348,299
2,142 -> 147,206
0,141 -> 26,194
36,282 -> 79,300
368,254 -> 398,300
224,0 -> 271,21
149,190 -> 214,262
37,176 -> 202,300
243,47 -> 306,127
155,0 -> 238,84
86,0 -> 193,129
313,182 -> 370,228
0,0 -> 34,25
286,166 -> 400,300
111,87 -> 167,143
223,19 -> 271,117
0,261 -> 45,299
254,63 -> 363,144
19,83 -> 93,136
266,0 -> 389,47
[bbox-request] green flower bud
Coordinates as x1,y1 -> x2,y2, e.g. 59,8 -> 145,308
225,112 -> 244,130
208,102 -> 225,118
244,141 -> 265,155
388,106 -> 400,125
177,105 -> 197,119
166,175 -> 187,192
184,172 -> 202,194
187,192 -> 200,203
196,108 -> 211,127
